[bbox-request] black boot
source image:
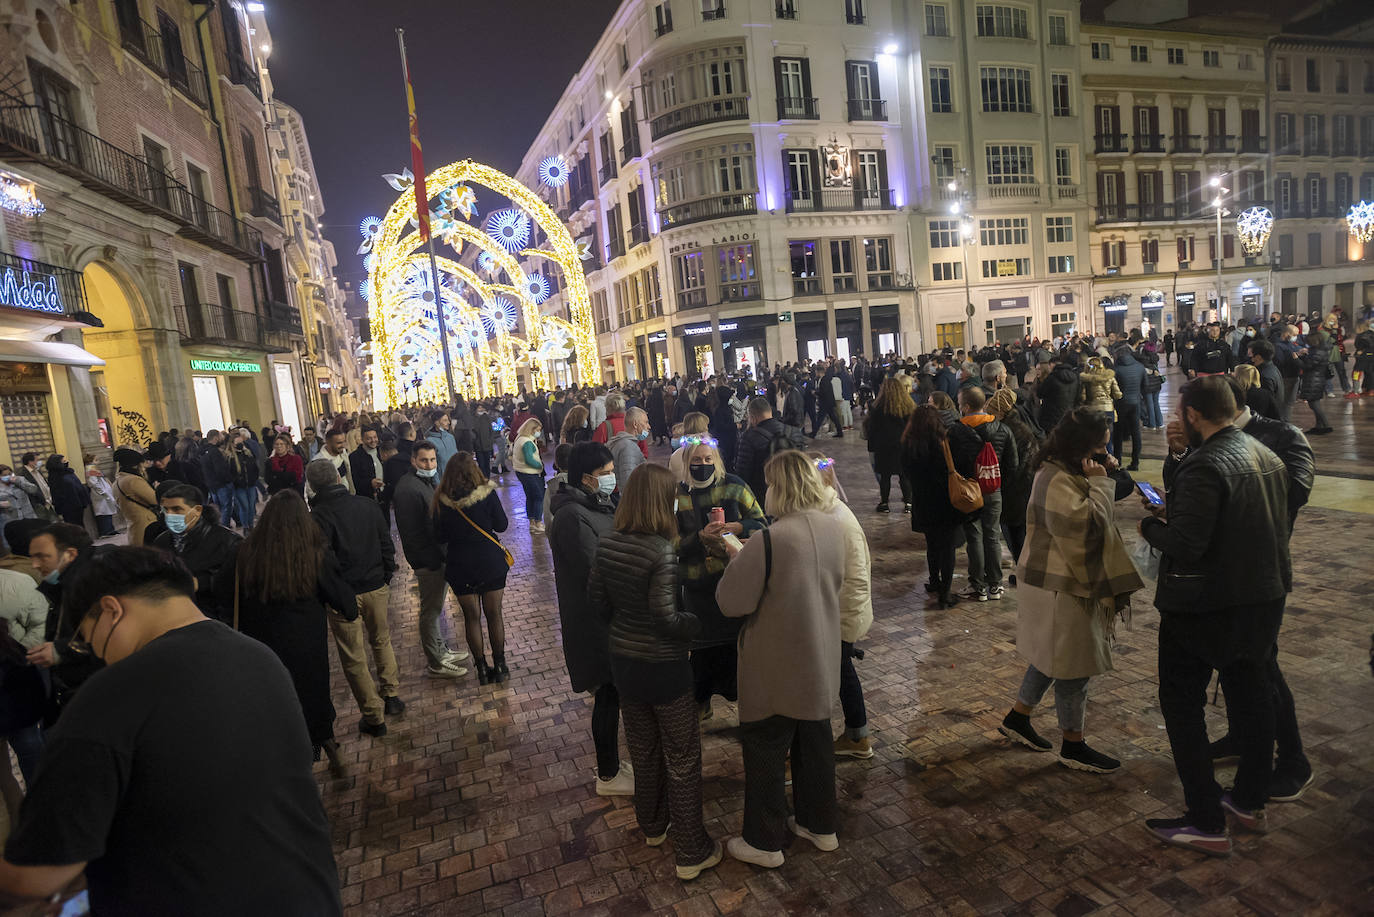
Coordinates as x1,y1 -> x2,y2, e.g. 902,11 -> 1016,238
321,739 -> 347,778
474,657 -> 492,685
492,652 -> 509,683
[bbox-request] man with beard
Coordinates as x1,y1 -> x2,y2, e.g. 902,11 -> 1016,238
1139,376 -> 1290,856
1188,323 -> 1234,377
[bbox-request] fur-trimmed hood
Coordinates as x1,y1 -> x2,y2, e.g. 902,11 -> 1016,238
438,480 -> 497,510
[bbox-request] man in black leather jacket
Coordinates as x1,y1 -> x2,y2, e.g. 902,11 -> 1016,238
1159,377 -> 1315,804
306,460 -> 402,736
1139,376 -> 1291,856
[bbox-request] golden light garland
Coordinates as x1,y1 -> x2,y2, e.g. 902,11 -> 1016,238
365,159 -> 601,406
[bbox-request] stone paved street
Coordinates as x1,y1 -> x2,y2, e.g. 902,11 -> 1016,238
322,372 -> 1374,916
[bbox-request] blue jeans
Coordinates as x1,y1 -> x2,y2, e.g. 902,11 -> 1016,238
516,472 -> 545,522
210,484 -> 234,522
962,490 -> 1003,591
233,485 -> 257,530
1141,389 -> 1163,428
1017,665 -> 1089,733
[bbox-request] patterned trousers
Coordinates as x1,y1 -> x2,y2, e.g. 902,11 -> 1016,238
740,715 -> 836,852
620,692 -> 715,866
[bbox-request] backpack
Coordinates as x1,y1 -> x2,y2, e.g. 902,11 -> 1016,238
972,427 -> 1002,494
765,426 -> 800,458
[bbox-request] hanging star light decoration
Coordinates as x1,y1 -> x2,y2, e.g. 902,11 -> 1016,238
574,235 -> 594,261
1347,200 -> 1374,244
357,215 -> 384,254
1236,206 -> 1274,256
477,250 -> 496,274
485,209 -> 531,252
383,168 -> 415,192
538,154 -> 570,188
521,272 -> 552,304
481,297 -> 519,335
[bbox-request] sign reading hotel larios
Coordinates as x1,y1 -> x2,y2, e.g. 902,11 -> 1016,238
0,265 -> 64,314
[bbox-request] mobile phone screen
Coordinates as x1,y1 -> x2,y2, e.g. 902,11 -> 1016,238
1136,481 -> 1163,505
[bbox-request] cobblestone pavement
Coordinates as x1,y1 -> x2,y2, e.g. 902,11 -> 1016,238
323,372 -> 1374,916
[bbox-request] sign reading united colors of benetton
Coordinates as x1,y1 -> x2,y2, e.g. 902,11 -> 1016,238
189,359 -> 261,373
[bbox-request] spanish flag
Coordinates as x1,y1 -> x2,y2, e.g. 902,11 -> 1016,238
398,30 -> 430,242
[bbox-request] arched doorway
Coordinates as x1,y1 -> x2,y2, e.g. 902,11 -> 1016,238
79,261 -> 158,448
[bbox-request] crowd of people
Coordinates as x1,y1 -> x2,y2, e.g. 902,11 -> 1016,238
0,302 -> 1358,909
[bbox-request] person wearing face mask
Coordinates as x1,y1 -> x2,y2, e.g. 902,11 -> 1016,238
150,484 -> 241,622
0,547 -> 343,914
25,524 -> 102,721
393,442 -> 468,680
16,454 -> 54,522
607,407 -> 649,493
548,443 -> 633,796
42,455 -> 91,528
674,439 -> 766,722
0,466 -> 38,534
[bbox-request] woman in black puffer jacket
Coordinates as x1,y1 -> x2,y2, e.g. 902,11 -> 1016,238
1297,333 -> 1333,435
588,463 -> 720,882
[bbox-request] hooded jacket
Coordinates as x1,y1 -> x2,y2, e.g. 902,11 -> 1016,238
1078,364 -> 1123,417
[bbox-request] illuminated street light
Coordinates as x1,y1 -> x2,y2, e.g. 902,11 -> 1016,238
1347,200 -> 1374,243
1236,206 -> 1274,256
882,42 -> 899,54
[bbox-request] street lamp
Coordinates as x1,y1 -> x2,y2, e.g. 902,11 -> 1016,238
1210,174 -> 1231,324
937,159 -> 976,349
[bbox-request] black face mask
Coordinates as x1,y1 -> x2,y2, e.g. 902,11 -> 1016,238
689,463 -> 714,483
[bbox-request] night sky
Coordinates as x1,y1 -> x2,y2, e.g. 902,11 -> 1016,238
265,0 -> 623,289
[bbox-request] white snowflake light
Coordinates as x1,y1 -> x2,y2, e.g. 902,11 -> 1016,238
484,209 -> 530,252
1347,200 -> 1374,244
481,297 -> 519,335
538,155 -> 570,189
522,272 -> 551,303
1236,206 -> 1274,256
477,251 -> 496,273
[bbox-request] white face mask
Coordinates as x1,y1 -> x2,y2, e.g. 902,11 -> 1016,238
595,473 -> 617,496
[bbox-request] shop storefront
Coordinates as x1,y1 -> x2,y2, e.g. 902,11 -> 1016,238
794,310 -> 828,364
1238,279 -> 1264,321
988,296 -> 1032,344
1140,291 -> 1165,339
645,331 -> 670,379
1175,292 -> 1196,326
833,309 -> 861,362
270,358 -> 304,436
679,321 -> 717,378
869,304 -> 901,357
1100,295 -> 1129,336
721,315 -> 772,376
185,356 -> 270,433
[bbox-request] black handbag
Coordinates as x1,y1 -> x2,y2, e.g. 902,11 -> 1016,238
1144,371 -> 1164,393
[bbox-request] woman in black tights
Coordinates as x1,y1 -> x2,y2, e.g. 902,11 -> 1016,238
901,405 -> 970,608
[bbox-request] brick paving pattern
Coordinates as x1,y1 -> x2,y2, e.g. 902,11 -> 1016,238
323,373 -> 1374,916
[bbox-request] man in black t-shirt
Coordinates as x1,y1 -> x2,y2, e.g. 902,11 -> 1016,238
0,547 -> 341,916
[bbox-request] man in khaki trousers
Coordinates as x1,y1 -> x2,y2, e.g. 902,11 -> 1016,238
305,460 -> 403,736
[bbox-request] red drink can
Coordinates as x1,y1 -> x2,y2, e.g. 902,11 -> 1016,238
709,506 -> 725,525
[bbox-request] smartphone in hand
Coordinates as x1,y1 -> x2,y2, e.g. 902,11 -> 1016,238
721,532 -> 744,553
1136,481 -> 1164,505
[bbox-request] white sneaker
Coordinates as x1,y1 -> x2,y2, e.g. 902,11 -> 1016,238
788,816 -> 839,852
426,664 -> 465,679
529,521 -> 545,534
595,762 -> 634,796
675,840 -> 723,881
442,649 -> 470,665
726,836 -> 784,868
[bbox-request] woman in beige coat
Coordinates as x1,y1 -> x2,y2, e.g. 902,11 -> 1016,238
998,409 -> 1143,774
112,447 -> 157,546
717,450 -> 848,869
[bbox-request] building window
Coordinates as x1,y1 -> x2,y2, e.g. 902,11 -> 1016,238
1177,235 -> 1194,266
1275,56 -> 1291,91
985,144 -> 1035,184
925,3 -> 948,36
1306,58 -> 1320,92
1051,73 -> 1071,116
674,250 -> 707,310
1203,49 -> 1220,67
975,5 -> 1029,39
830,240 -> 856,292
1050,311 -> 1076,337
1054,146 -> 1073,185
979,217 -> 1028,246
643,265 -> 662,317
1276,178 -> 1291,216
1101,241 -> 1127,268
776,57 -> 812,115
1237,52 -> 1253,70
1167,47 -> 1185,65
863,237 -> 894,288
1307,232 -> 1321,266
653,2 -> 673,35
591,290 -> 610,333
844,0 -> 865,24
718,243 -> 757,301
1335,173 -> 1351,209
929,66 -> 953,112
1047,14 -> 1067,45
1130,44 -> 1150,63
1335,59 -> 1349,93
1047,255 -> 1074,273
929,219 -> 962,248
932,262 -> 963,281
775,0 -> 796,18
790,240 -> 820,294
980,66 -> 1032,113
784,148 -> 817,206
981,258 -> 1030,277
1090,41 -> 1111,60
1045,215 -> 1073,243
1141,239 -> 1159,265
932,146 -> 956,185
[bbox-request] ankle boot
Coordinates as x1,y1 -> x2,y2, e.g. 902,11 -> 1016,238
321,739 -> 347,778
492,652 -> 509,683
474,657 -> 492,685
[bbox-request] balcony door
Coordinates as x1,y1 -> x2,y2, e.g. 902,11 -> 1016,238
1095,105 -> 1121,149
784,149 -> 819,210
854,150 -> 887,208
142,136 -> 172,209
29,64 -> 81,165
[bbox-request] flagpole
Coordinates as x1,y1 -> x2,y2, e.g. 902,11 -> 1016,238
397,28 -> 456,405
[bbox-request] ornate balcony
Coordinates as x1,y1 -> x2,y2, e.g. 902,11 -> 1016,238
777,96 -> 820,120
649,97 -> 749,141
658,192 -> 757,229
181,303 -> 290,353
847,98 -> 887,122
783,187 -> 895,213
1094,133 -> 1127,154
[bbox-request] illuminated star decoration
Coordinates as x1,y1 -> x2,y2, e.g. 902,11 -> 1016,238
383,168 -> 414,192
538,155 -> 570,189
477,251 -> 496,274
357,215 -> 383,254
0,175 -> 44,216
484,209 -> 531,253
574,235 -> 594,261
1347,200 -> 1374,244
481,297 -> 519,335
1235,206 -> 1274,256
442,184 -> 478,221
522,272 -> 551,304
358,279 -> 372,302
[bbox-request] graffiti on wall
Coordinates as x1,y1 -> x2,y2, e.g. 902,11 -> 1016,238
111,405 -> 151,449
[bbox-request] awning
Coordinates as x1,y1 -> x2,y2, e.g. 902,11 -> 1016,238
0,339 -> 106,367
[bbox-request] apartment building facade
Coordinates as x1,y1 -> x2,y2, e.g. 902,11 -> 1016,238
1267,36 -> 1374,318
517,0 -> 919,383
910,0 -> 1092,350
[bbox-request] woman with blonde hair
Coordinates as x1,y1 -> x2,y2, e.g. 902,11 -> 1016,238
589,463 -> 721,881
668,412 -> 711,482
435,452 -> 511,683
512,416 -> 547,534
717,450 -> 849,868
675,436 -> 766,720
1232,363 -> 1280,420
560,403 -> 592,444
863,378 -> 916,513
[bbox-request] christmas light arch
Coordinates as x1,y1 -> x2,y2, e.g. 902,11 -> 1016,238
365,159 -> 601,407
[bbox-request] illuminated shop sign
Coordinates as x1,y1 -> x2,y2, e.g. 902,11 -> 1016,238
0,266 -> 64,314
189,359 -> 262,373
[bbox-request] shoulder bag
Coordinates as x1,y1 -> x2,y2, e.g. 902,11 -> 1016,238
941,438 -> 984,513
456,505 -> 514,568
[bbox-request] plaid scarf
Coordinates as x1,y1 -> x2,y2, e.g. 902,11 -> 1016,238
1016,461 -> 1143,604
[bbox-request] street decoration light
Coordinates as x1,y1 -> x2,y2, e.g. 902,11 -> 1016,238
1236,206 -> 1274,256
1347,200 -> 1374,244
363,158 -> 601,407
